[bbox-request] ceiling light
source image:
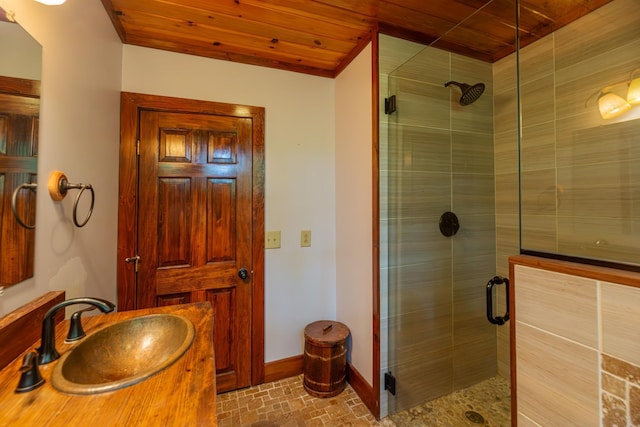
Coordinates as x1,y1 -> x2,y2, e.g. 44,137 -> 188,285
627,77 -> 640,105
598,92 -> 631,119
34,0 -> 66,5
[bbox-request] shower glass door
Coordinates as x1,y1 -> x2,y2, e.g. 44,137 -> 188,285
385,44 -> 498,414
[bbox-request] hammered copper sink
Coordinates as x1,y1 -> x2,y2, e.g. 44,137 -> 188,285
51,314 -> 195,394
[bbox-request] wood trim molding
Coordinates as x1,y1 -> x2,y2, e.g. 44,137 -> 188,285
264,355 -> 304,383
509,261 -> 517,425
370,28 -> 381,421
0,291 -> 65,369
347,362 -> 377,417
510,255 -> 640,288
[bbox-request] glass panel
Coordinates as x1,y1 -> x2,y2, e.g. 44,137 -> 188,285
384,41 -> 499,417
518,0 -> 640,268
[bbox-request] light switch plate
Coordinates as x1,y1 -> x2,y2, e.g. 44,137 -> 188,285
265,231 -> 281,249
300,230 -> 311,247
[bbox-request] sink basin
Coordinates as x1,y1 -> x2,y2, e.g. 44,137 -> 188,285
51,314 -> 195,394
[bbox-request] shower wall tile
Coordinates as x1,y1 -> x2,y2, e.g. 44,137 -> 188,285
392,346 -> 453,410
450,95 -> 494,135
392,46 -> 450,86
515,265 -> 598,348
389,307 -> 453,359
493,89 -> 518,135
494,129 -> 518,174
513,259 -> 640,426
387,171 -> 450,219
516,322 -> 599,426
520,168 -> 557,216
496,322 -> 510,380
557,217 -> 640,266
451,55 -> 494,94
518,35 -> 554,85
389,261 -> 453,316
452,173 -> 495,215
494,172 -> 519,216
453,335 -> 497,390
387,124 -> 451,173
556,160 -> 639,219
556,117 -> 640,167
554,42 -> 640,120
452,131 -> 494,174
379,170 -> 389,221
387,217 -> 451,267
520,74 -> 555,128
378,34 -> 425,75
452,214 -> 496,260
553,0 -> 640,72
493,54 -> 517,94
496,214 -> 519,277
601,282 -> 640,367
520,122 -> 556,172
521,214 -> 557,253
395,78 -> 450,129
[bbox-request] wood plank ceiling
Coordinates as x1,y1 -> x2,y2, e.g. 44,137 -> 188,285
100,0 -> 613,78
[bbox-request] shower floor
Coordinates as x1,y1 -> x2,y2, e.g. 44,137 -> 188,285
388,376 -> 511,427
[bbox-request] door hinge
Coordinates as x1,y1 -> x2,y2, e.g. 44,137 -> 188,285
385,372 -> 396,395
384,95 -> 397,115
136,139 -> 140,156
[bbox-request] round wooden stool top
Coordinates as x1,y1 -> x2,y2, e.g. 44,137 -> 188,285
304,320 -> 349,345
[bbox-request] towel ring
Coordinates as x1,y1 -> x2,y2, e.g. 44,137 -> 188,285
11,183 -> 37,229
72,184 -> 94,227
48,170 -> 95,228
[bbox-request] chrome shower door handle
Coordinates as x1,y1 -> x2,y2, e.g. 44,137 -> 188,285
486,276 -> 510,325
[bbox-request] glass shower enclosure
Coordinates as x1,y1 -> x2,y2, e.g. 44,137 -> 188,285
383,44 -> 504,414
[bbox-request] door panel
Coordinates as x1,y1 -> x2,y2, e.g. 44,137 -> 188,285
118,92 -> 265,392
136,109 -> 253,392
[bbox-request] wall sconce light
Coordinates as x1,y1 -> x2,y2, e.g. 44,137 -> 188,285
34,0 -> 66,5
598,92 -> 631,119
586,69 -> 640,119
627,76 -> 640,105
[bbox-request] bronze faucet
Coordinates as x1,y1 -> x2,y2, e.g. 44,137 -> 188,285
38,297 -> 115,365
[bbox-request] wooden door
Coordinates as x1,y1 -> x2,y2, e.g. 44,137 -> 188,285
118,93 -> 265,393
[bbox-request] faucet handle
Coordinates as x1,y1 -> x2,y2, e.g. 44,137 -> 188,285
65,306 -> 97,343
15,351 -> 45,393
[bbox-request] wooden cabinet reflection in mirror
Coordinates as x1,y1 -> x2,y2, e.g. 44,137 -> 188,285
0,75 -> 39,287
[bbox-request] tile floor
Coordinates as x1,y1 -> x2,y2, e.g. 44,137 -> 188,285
389,376 -> 511,427
215,375 -> 511,426
215,374 -> 390,426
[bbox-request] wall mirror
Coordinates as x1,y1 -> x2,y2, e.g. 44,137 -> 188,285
0,6 -> 42,288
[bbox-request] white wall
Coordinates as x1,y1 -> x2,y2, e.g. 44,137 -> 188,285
335,43 -> 374,385
121,45 -> 337,362
0,0 -> 122,315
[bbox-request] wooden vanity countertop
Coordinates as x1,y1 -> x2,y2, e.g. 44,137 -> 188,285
0,302 -> 216,426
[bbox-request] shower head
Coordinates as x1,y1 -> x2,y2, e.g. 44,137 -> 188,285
444,81 -> 485,105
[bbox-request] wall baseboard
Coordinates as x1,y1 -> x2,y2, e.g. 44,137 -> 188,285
347,362 -> 378,419
264,354 -> 303,383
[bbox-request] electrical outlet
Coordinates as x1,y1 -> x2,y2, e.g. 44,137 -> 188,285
300,230 -> 311,247
265,231 -> 281,249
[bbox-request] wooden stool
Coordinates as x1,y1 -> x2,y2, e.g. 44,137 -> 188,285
303,320 -> 350,398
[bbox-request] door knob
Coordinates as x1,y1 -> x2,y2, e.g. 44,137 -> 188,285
238,268 -> 249,280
